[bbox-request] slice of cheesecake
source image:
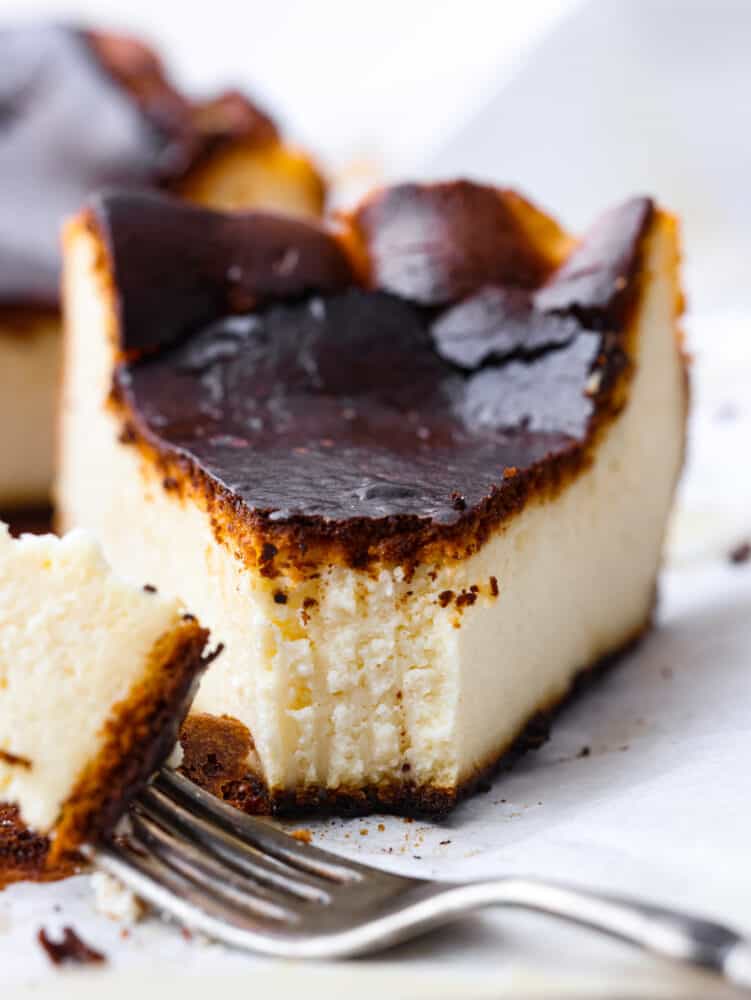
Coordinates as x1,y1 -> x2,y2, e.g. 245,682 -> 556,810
58,181 -> 688,817
0,525 -> 214,885
0,24 -> 324,510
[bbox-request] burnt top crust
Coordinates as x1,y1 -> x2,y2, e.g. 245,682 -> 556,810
92,182 -> 655,570
0,24 -> 278,307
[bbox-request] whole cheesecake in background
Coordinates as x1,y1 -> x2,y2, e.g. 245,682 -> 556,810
0,525 -> 215,887
0,24 -> 324,510
58,181 -> 688,818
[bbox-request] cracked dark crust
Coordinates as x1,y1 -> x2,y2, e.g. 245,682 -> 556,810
0,618 -> 214,884
74,188 -> 679,578
179,612 -> 653,820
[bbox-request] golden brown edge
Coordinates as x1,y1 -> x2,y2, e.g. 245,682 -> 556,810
47,617 -> 210,864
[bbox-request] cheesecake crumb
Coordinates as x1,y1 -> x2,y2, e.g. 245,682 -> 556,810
577,746 -> 591,759
142,583 -> 157,593
585,371 -> 602,396
92,871 -> 146,923
38,927 -> 106,966
450,491 -> 466,511
166,741 -> 184,768
360,828 -> 368,836
729,541 -> 751,565
377,823 -> 385,832
117,423 -> 137,445
290,828 -> 312,843
0,749 -> 32,769
439,839 -> 451,845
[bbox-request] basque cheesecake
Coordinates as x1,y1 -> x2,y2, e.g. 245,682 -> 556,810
0,24 -> 323,509
57,181 -> 688,817
0,525 -> 215,887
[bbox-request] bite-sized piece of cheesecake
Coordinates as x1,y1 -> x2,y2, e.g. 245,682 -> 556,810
0,24 -> 324,510
58,181 -> 688,817
0,525 -> 214,885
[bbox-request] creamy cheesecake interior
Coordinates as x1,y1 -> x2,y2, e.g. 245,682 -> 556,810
0,525 -> 211,869
0,25 -> 323,509
57,184 -> 687,816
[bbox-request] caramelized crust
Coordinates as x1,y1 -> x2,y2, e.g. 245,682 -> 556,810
79,183 -> 666,577
350,181 -> 571,303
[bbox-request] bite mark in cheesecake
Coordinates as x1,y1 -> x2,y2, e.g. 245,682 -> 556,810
57,181 -> 688,817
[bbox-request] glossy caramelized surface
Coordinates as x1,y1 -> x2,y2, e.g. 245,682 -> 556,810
94,185 -> 653,543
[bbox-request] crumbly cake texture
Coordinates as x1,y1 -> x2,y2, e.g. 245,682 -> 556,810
58,180 -> 688,817
0,526 -> 215,880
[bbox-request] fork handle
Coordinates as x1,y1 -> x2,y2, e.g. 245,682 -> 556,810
447,877 -> 751,988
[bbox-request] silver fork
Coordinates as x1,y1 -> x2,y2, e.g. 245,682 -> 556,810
96,768 -> 751,989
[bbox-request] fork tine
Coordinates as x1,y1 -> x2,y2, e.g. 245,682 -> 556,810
96,838 -> 313,955
138,785 -> 332,903
130,811 -> 300,922
154,769 -> 394,883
